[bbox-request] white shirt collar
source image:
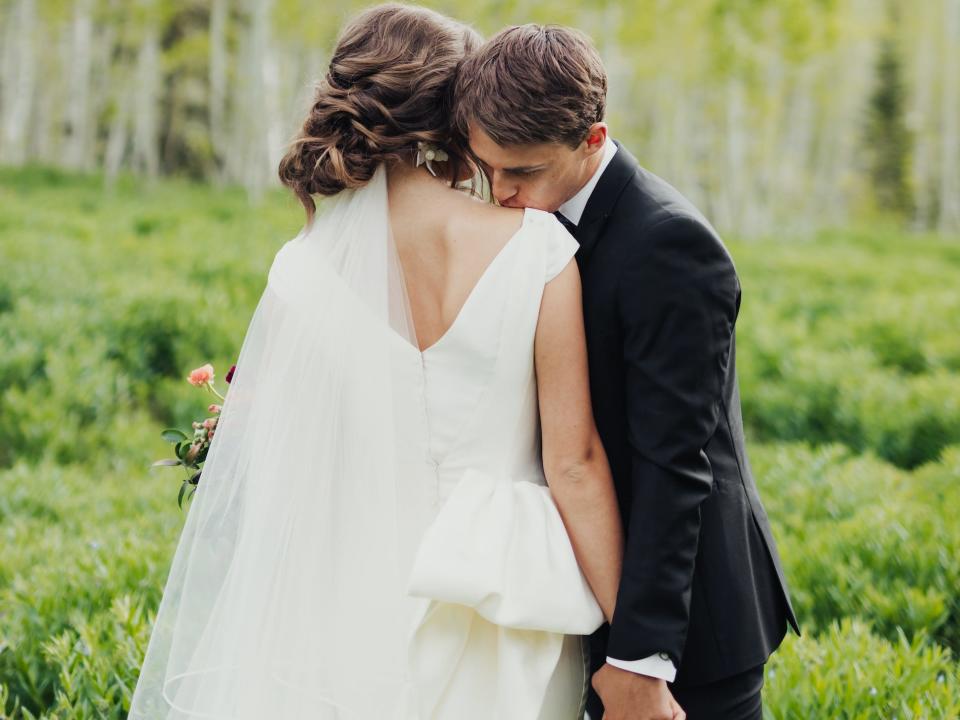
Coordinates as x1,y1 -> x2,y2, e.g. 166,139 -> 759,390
557,137 -> 619,226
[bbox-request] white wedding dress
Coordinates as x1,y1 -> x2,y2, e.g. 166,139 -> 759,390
128,167 -> 603,719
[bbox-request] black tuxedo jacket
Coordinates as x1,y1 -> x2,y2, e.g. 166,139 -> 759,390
572,143 -> 800,690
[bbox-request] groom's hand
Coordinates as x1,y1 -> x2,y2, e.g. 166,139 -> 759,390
592,664 -> 685,720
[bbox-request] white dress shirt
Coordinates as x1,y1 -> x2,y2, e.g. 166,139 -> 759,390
557,136 -> 619,225
558,136 -> 678,684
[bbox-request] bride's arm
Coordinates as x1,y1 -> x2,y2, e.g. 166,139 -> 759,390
535,259 -> 623,623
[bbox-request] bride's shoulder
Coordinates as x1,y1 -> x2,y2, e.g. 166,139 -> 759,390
515,208 -> 577,251
451,200 -> 567,237
520,207 -> 556,224
519,208 -> 570,237
460,202 -> 579,282
446,197 -> 524,240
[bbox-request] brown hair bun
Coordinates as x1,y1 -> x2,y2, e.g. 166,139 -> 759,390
278,4 -> 481,222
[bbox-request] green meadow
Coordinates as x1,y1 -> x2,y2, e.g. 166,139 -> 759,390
1,166 -> 959,718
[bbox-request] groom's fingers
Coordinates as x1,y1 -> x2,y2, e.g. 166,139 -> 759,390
670,697 -> 686,720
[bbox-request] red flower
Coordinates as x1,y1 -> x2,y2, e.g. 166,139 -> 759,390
225,364 -> 236,384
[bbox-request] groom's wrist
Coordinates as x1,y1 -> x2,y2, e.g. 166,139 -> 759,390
605,653 -> 677,682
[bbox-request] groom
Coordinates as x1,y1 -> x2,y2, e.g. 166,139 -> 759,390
454,25 -> 800,720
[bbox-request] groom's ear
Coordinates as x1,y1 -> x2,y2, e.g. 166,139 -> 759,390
583,123 -> 608,155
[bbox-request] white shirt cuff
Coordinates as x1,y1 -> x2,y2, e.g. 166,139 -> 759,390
606,654 -> 677,682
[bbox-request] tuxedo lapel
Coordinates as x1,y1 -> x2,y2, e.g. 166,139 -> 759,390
573,141 -> 639,264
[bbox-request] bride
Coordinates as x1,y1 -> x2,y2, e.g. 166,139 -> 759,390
128,4 -> 623,719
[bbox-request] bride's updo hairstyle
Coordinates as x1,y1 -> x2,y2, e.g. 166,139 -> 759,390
278,4 -> 481,222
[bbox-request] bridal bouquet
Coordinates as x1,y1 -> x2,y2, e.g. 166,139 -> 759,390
152,362 -> 235,508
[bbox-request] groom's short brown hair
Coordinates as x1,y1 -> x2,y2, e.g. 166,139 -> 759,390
453,24 -> 607,149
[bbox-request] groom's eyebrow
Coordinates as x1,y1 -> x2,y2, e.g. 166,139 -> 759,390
504,164 -> 547,173
473,152 -> 546,174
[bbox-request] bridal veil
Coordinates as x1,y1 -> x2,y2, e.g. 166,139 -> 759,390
129,168 -> 432,719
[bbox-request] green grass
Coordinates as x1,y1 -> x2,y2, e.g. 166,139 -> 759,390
733,227 -> 960,468
1,165 -> 958,718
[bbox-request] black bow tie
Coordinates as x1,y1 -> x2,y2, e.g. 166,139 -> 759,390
553,211 -> 577,237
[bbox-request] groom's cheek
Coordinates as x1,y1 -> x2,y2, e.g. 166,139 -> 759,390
529,182 -> 564,213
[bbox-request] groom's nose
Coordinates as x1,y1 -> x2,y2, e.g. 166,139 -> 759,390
491,173 -> 520,207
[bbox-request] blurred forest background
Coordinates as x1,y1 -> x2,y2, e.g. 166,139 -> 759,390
1,0 -> 959,236
1,0 -> 960,718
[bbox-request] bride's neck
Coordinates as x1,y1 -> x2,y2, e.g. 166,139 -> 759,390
386,161 -> 464,209
387,159 -> 452,187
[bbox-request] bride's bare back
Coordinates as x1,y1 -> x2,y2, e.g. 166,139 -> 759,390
386,164 -> 525,352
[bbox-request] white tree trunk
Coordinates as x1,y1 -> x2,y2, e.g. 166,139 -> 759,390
32,20 -> 59,164
1,0 -> 36,165
781,68 -> 816,234
104,62 -> 132,184
265,41 -> 285,186
132,22 -> 160,178
757,43 -> 784,234
236,0 -> 273,200
64,0 -> 94,170
908,1 -> 936,229
209,0 -> 228,184
940,0 -> 960,231
722,77 -> 749,235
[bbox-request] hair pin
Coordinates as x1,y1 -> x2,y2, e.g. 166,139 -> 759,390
415,141 -> 449,177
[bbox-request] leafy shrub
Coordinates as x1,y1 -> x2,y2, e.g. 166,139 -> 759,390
765,619 -> 960,719
754,444 -> 960,652
734,231 -> 960,468
0,457 -> 183,717
0,167 -> 294,469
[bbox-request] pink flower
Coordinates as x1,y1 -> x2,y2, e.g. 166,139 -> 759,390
202,418 -> 217,430
187,364 -> 215,386
225,365 -> 236,384
208,404 -> 222,414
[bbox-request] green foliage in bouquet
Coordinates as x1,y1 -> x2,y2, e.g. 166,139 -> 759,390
152,363 -> 233,508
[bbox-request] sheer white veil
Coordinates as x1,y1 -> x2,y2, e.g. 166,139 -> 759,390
129,166 -> 433,719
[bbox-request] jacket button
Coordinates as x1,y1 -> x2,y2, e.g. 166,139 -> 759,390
658,652 -> 671,661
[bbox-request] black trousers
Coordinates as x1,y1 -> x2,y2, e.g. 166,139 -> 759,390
670,664 -> 765,720
585,664 -> 765,720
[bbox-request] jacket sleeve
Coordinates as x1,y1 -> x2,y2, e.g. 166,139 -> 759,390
606,215 -> 740,667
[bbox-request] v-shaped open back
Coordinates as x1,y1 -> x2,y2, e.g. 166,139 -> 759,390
390,207 -> 529,354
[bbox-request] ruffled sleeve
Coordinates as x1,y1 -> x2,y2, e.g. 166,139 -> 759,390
541,211 -> 580,283
406,468 -> 605,635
